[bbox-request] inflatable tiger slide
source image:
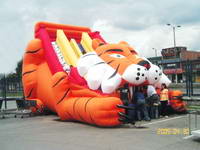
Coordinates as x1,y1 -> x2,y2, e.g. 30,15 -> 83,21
22,22 -> 186,127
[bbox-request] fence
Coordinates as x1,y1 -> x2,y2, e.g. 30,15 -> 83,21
188,110 -> 200,136
158,59 -> 200,97
0,59 -> 200,108
0,74 -> 23,109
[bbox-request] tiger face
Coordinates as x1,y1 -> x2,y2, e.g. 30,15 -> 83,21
77,39 -> 160,94
93,40 -> 150,75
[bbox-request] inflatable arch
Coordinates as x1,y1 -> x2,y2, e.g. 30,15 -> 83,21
22,22 -> 185,127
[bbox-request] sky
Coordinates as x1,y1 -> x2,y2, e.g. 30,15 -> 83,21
0,0 -> 200,73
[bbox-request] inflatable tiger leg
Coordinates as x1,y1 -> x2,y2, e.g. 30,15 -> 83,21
23,38 -> 125,127
52,72 -> 124,126
22,39 -> 45,112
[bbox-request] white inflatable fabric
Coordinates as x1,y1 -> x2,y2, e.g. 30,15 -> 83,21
154,74 -> 171,88
77,52 -> 171,94
147,64 -> 162,84
122,64 -> 147,85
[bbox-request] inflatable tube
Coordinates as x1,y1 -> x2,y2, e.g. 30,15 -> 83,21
35,22 -> 91,44
56,30 -> 78,66
89,31 -> 107,43
35,22 -> 91,36
70,39 -> 83,58
51,41 -> 70,72
81,40 -> 90,53
37,27 -> 63,74
80,32 -> 94,53
45,28 -> 84,42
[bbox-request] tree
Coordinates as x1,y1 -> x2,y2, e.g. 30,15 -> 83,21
15,59 -> 23,80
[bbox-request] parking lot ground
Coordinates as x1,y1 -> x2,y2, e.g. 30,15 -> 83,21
0,114 -> 199,150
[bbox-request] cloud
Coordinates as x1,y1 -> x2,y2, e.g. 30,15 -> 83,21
0,0 -> 200,73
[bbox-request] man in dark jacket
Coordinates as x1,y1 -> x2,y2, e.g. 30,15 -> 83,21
147,85 -> 160,119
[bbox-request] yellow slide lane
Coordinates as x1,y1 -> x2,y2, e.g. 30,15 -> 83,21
80,32 -> 94,53
70,39 -> 83,58
56,30 -> 78,66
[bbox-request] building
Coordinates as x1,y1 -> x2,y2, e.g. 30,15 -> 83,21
148,46 -> 200,83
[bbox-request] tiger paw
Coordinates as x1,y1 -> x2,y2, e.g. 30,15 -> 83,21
27,98 -> 45,113
55,96 -> 124,127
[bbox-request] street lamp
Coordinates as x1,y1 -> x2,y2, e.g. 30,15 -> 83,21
152,48 -> 158,57
166,24 -> 181,84
166,24 -> 181,48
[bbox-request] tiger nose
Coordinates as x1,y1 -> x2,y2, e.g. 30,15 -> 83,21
137,60 -> 150,70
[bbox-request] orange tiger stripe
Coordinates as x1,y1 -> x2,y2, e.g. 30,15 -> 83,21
22,23 -> 137,127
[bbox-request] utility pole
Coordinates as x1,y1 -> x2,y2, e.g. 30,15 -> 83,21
152,48 -> 158,57
167,24 -> 181,49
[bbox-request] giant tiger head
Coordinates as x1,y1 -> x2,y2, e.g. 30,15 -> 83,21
77,39 -> 164,94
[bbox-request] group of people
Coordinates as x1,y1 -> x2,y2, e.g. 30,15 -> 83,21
118,83 -> 170,123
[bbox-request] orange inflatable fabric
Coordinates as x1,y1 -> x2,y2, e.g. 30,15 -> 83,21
168,90 -> 187,112
22,22 -> 170,127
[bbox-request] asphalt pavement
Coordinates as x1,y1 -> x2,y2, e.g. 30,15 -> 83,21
0,113 -> 199,150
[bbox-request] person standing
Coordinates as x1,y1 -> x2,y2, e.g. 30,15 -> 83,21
118,84 -> 136,125
160,83 -> 169,118
118,83 -> 130,106
135,87 -> 150,121
147,85 -> 160,119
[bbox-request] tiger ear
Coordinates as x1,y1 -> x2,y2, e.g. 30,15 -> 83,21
119,41 -> 129,46
119,41 -> 137,54
92,38 -> 105,50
